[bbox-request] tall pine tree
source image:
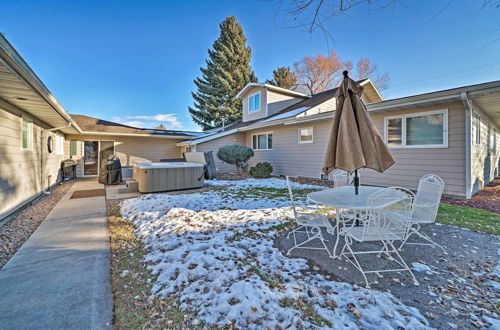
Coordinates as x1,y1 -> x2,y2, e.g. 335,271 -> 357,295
189,16 -> 257,130
266,66 -> 298,89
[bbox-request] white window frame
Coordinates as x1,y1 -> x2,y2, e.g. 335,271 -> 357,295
248,92 -> 261,113
298,127 -> 314,144
489,126 -> 497,152
384,109 -> 448,149
472,113 -> 480,146
55,134 -> 65,155
251,132 -> 273,150
21,116 -> 33,151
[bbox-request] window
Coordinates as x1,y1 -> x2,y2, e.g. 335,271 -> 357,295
386,118 -> 402,146
472,113 -> 480,145
384,110 -> 448,148
489,127 -> 497,153
70,141 -> 78,156
252,132 -> 272,150
21,117 -> 33,150
248,93 -> 261,113
298,127 -> 313,144
55,135 -> 64,155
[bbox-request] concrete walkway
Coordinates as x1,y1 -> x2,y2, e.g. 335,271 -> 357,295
0,180 -> 112,329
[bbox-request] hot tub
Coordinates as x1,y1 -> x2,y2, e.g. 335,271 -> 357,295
133,162 -> 205,193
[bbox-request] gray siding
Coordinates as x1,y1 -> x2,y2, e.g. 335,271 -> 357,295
361,103 -> 467,197
0,99 -> 66,218
267,90 -> 303,117
242,87 -> 267,122
470,105 -> 500,194
239,101 -> 467,197
196,132 -> 246,173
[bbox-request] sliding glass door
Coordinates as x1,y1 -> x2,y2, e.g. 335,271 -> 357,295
83,141 -> 99,176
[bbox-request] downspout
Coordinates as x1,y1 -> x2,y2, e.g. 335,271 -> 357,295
461,92 -> 473,199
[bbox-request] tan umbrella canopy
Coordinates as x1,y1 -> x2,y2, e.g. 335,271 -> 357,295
323,71 -> 395,194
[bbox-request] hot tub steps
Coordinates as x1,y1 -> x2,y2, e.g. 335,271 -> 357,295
118,180 -> 139,194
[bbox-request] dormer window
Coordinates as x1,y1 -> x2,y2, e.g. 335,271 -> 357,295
248,92 -> 261,113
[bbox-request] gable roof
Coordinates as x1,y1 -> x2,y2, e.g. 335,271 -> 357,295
71,114 -> 205,138
236,83 -> 310,98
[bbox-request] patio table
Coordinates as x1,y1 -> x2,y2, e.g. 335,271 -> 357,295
307,186 -> 384,258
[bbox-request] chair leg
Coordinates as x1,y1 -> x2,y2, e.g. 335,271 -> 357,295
411,229 -> 447,253
342,240 -> 371,288
287,226 -> 332,257
287,225 -> 305,239
398,228 -> 415,250
387,241 -> 419,286
400,224 -> 446,253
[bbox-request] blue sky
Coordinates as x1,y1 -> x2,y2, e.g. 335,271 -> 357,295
1,0 -> 499,131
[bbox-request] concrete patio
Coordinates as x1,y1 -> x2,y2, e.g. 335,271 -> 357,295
0,179 -> 112,329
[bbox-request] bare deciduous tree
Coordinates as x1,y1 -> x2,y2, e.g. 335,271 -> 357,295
355,57 -> 390,91
293,52 -> 389,94
293,52 -> 348,94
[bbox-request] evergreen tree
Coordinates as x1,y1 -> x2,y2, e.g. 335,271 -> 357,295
189,16 -> 257,130
266,66 -> 297,90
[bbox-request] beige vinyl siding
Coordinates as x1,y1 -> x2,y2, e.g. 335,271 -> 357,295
65,134 -> 185,177
242,87 -> 267,122
196,132 -> 246,173
360,103 -> 466,197
470,106 -> 500,194
240,101 -> 467,197
266,90 -> 304,117
298,98 -> 336,117
0,99 -> 66,218
245,121 -> 332,177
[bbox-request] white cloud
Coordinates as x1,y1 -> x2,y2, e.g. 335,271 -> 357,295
112,113 -> 183,129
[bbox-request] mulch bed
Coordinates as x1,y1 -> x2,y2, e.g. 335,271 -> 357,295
217,173 -> 337,187
0,181 -> 74,268
442,177 -> 500,214
70,189 -> 106,199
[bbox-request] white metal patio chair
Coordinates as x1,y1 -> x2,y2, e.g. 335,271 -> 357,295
286,176 -> 335,258
399,174 -> 446,252
339,187 -> 418,288
328,169 -> 352,188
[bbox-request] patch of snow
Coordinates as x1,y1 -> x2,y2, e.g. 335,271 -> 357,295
121,182 -> 430,329
257,107 -> 310,123
484,280 -> 500,291
411,262 -> 435,274
483,315 -> 500,329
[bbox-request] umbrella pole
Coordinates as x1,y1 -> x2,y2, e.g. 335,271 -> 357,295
353,169 -> 359,195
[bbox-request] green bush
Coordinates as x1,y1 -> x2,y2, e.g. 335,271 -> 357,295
217,145 -> 254,173
249,162 -> 273,178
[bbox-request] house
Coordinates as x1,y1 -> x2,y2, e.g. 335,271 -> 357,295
1,33 -> 499,220
179,80 -> 500,199
0,34 -> 83,219
65,115 -> 203,177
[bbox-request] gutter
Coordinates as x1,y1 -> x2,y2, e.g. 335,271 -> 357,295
0,36 -> 83,133
78,131 -> 193,139
47,122 -> 72,132
461,92 -> 473,199
177,128 -> 239,146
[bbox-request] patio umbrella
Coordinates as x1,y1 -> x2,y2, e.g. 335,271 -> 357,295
323,71 -> 395,194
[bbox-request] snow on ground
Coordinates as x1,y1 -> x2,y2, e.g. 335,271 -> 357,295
121,178 -> 430,329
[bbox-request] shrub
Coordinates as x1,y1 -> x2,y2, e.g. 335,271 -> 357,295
249,162 -> 273,178
217,145 -> 254,173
